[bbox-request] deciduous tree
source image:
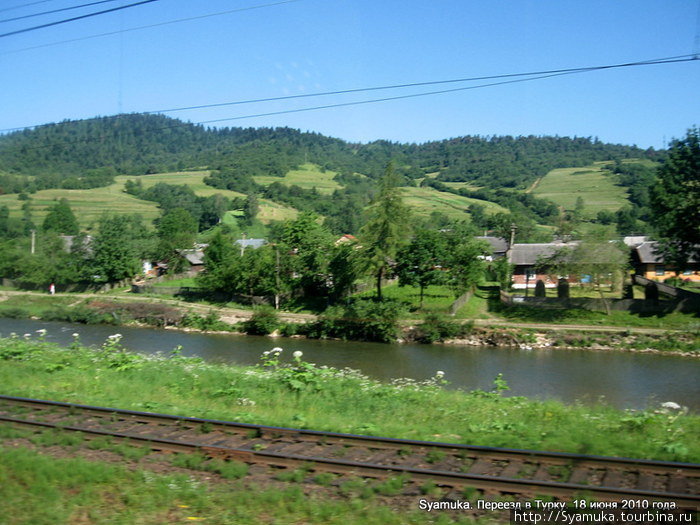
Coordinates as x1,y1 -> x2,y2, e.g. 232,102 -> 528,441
649,128 -> 700,267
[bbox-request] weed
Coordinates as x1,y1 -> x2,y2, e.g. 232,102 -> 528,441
276,467 -> 307,483
204,459 -> 248,479
425,449 -> 446,464
172,453 -> 207,469
313,472 -> 335,486
373,474 -> 409,496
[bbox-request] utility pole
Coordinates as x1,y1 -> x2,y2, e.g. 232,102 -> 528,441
240,232 -> 246,257
30,229 -> 36,255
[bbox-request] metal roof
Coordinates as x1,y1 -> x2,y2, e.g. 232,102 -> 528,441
507,242 -> 577,266
475,236 -> 509,254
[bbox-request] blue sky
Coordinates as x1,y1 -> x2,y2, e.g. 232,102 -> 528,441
1,0 -> 698,148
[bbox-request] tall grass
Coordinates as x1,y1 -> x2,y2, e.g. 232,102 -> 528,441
0,336 -> 698,462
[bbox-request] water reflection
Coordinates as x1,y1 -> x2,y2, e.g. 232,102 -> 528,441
0,318 -> 697,412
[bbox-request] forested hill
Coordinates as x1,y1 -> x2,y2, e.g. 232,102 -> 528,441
0,113 -> 658,193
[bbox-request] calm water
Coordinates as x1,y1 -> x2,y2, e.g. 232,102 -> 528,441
1,318 -> 698,412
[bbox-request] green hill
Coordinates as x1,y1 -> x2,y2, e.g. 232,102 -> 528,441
0,114 -> 664,235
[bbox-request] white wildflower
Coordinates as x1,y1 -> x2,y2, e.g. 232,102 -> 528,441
435,370 -> 445,378
72,333 -> 80,338
272,347 -> 283,353
23,333 -> 31,339
293,350 -> 303,359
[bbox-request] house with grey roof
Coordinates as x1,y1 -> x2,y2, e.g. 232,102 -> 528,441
631,241 -> 699,282
475,236 -> 508,259
507,242 -> 578,289
178,249 -> 206,275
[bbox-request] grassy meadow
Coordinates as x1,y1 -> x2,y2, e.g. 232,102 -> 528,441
253,163 -> 342,194
401,187 -> 508,221
532,162 -> 629,217
0,185 -> 161,229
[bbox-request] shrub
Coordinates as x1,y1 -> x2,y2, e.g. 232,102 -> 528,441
535,280 -> 546,297
0,307 -> 30,319
410,313 -> 469,344
180,311 -> 228,331
242,307 -> 279,335
303,298 -> 405,343
557,278 -> 570,299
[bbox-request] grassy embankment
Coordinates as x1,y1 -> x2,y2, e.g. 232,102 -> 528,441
1,336 -> 697,461
0,446 -> 456,525
1,335 -> 698,523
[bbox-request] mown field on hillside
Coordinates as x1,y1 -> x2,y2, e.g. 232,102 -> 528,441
400,186 -> 508,220
0,184 -> 161,229
253,163 -> 342,194
0,163 -> 513,228
532,162 -> 629,217
0,171 -> 298,229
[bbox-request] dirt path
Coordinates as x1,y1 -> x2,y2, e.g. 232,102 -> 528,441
0,290 -> 681,335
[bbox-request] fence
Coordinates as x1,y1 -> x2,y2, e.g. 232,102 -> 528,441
449,291 -> 472,316
499,290 -> 699,314
633,275 -> 700,301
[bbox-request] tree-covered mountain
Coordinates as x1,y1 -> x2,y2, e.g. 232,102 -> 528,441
0,113 -> 658,194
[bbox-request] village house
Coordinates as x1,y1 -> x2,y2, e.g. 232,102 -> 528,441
631,241 -> 700,282
507,241 -> 578,289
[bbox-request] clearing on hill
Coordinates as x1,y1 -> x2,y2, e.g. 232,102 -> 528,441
401,186 -> 508,220
253,163 -> 341,194
532,162 -> 629,218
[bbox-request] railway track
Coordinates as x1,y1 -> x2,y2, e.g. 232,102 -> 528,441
0,394 -> 697,509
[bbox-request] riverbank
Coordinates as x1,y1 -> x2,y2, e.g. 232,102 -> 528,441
1,335 -> 698,523
1,335 -> 698,462
0,291 -> 697,356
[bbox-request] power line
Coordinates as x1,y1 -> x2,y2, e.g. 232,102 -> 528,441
0,0 -> 124,25
192,57 -> 698,126
1,0 -> 301,53
0,0 -> 158,38
1,54 -> 696,156
2,54 -> 696,134
144,54 -> 699,115
0,54 -> 696,156
0,0 -> 59,15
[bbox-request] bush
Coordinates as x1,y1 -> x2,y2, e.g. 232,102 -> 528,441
410,313 -> 471,344
664,276 -> 683,287
302,298 -> 406,343
535,280 -> 546,297
242,307 -> 279,335
180,311 -> 228,331
557,278 -> 570,299
0,307 -> 30,319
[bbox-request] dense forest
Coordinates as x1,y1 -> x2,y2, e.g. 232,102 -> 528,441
0,113 -> 659,193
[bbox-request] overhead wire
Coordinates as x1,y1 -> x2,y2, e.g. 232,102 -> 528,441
0,53 -> 696,156
0,0 -> 124,25
0,0 -> 59,14
0,0 -> 158,38
1,54 -> 697,134
1,0 -> 302,53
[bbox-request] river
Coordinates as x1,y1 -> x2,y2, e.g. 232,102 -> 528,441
1,318 -> 698,412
